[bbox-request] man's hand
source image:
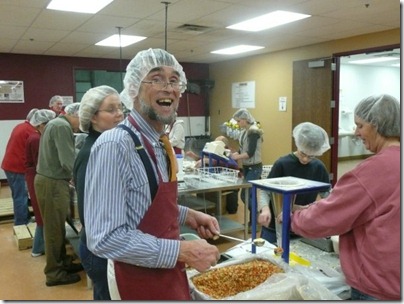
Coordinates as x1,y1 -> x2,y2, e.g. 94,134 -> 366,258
178,239 -> 220,272
185,209 -> 220,239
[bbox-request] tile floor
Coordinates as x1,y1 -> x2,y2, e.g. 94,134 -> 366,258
0,159 -> 360,300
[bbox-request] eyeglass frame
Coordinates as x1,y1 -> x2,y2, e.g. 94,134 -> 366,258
96,106 -> 124,115
141,80 -> 186,91
297,150 -> 316,159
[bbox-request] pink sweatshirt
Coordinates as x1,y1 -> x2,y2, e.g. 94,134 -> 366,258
291,146 -> 400,300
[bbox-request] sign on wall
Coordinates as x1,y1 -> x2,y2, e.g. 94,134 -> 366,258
0,80 -> 24,103
231,81 -> 255,108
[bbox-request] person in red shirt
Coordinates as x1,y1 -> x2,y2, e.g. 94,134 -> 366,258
1,108 -> 38,225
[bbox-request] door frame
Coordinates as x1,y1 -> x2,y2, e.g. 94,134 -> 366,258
331,43 -> 400,182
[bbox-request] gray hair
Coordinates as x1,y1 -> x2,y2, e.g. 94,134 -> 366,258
121,48 -> 187,110
354,94 -> 400,137
49,95 -> 63,107
79,85 -> 119,132
29,109 -> 56,127
64,102 -> 81,116
293,122 -> 330,156
233,108 -> 255,124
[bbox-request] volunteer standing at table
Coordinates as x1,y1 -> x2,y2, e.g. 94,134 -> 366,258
84,48 -> 220,300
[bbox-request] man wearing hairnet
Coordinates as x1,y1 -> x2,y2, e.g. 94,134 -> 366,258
25,109 -> 56,257
84,48 -> 220,300
258,122 -> 330,244
34,102 -> 83,287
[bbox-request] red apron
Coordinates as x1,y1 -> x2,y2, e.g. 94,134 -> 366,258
114,179 -> 190,300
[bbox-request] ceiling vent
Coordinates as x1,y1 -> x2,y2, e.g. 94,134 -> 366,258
176,24 -> 212,35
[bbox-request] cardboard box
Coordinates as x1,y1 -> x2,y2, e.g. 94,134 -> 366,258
13,224 -> 34,250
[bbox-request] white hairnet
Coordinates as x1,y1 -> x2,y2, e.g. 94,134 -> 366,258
64,102 -> 81,116
79,85 -> 119,132
233,108 -> 255,124
293,122 -> 330,156
354,94 -> 400,137
121,48 -> 187,110
26,108 -> 39,121
49,95 -> 63,107
29,109 -> 56,127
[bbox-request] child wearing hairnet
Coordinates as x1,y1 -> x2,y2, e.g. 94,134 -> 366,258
258,122 -> 330,244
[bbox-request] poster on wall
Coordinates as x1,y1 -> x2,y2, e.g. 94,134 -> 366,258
0,80 -> 24,103
232,81 -> 255,108
62,96 -> 74,106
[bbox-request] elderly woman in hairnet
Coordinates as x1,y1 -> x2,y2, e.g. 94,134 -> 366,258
258,122 -> 330,245
84,48 -> 220,300
230,108 -> 264,229
25,109 -> 56,257
72,85 -> 123,300
290,95 -> 400,300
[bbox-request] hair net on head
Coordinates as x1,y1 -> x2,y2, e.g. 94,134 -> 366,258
233,108 -> 255,124
293,122 -> 330,156
355,94 -> 400,137
79,85 -> 119,132
29,109 -> 56,127
64,102 -> 81,116
49,95 -> 63,107
26,108 -> 39,121
121,48 -> 187,110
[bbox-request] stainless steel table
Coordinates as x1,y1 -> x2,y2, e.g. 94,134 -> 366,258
178,177 -> 251,238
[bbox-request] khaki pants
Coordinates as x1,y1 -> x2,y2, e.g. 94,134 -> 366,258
34,174 -> 71,281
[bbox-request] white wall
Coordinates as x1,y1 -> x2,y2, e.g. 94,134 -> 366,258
338,64 -> 400,157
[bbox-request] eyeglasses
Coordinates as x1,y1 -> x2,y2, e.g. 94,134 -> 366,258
96,106 -> 124,115
141,80 -> 186,91
298,150 -> 316,159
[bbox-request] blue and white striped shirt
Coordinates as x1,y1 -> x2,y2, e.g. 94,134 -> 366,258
84,110 -> 188,268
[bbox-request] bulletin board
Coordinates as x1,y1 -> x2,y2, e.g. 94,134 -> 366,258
0,80 -> 24,103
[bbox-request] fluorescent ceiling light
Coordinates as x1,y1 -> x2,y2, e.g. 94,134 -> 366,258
211,45 -> 264,55
95,34 -> 146,47
391,63 -> 400,67
349,57 -> 399,64
227,10 -> 311,32
47,0 -> 114,14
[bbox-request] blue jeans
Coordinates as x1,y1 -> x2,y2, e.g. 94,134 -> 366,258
32,225 -> 45,254
5,171 -> 29,225
79,240 -> 111,300
350,287 -> 378,300
241,165 -> 262,222
260,226 -> 277,244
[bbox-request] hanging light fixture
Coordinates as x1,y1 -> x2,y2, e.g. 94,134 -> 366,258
161,1 -> 170,50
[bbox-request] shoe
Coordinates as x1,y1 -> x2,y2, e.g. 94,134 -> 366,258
46,273 -> 81,287
31,252 -> 44,257
64,263 -> 84,273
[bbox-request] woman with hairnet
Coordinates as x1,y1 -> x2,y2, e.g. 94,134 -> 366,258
290,95 -> 400,300
230,108 -> 264,230
73,85 -> 123,300
258,122 -> 330,244
25,109 -> 56,257
84,48 -> 220,300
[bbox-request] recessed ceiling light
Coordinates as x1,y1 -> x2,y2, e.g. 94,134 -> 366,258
227,10 -> 311,32
47,0 -> 114,14
348,57 -> 399,64
95,34 -> 147,47
211,45 -> 264,55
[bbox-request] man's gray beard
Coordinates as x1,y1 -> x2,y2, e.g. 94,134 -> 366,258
139,99 -> 175,125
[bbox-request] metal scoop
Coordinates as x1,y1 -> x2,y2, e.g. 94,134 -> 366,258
213,234 -> 266,247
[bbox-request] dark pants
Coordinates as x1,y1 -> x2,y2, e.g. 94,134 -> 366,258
241,164 -> 262,223
79,240 -> 111,300
350,287 -> 378,300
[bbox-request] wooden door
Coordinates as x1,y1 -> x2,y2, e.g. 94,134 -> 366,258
292,58 -> 337,183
